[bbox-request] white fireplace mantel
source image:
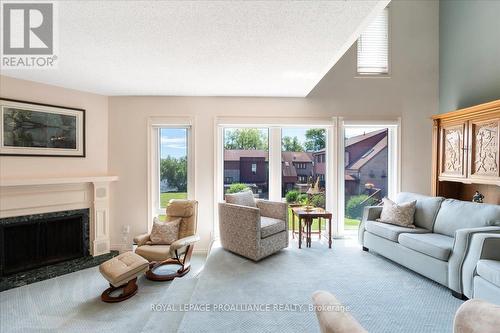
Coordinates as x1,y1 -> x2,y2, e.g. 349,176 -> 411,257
0,175 -> 118,256
0,176 -> 118,187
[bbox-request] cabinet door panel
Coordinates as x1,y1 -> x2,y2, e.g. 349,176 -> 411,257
440,123 -> 466,178
469,118 -> 499,179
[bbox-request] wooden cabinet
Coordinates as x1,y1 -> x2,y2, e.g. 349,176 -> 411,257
432,100 -> 500,204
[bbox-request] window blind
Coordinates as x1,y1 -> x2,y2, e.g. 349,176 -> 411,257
357,8 -> 389,75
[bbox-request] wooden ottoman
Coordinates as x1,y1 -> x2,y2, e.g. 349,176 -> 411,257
99,251 -> 149,303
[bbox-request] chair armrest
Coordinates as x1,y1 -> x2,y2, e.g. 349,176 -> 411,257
448,226 -> 500,294
358,206 -> 383,245
218,202 -> 261,251
170,234 -> 200,256
133,233 -> 151,246
256,199 -> 287,222
461,233 -> 500,298
312,291 -> 367,333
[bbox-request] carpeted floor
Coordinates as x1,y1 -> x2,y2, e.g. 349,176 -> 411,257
178,238 -> 464,333
0,237 -> 464,333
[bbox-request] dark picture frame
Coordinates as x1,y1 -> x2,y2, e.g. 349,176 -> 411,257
0,98 -> 85,157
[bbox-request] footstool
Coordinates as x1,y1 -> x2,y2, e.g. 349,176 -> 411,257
99,251 -> 149,303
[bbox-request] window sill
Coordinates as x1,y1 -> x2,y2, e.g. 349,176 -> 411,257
354,74 -> 391,79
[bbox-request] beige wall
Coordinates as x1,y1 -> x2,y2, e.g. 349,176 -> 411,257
0,75 -> 109,178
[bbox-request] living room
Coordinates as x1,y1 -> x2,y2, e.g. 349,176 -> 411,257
0,1 -> 499,332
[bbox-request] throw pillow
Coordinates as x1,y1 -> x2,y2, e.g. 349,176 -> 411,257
377,197 -> 417,228
149,217 -> 181,244
225,190 -> 256,207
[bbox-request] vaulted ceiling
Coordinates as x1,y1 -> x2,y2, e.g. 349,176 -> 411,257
1,0 -> 389,96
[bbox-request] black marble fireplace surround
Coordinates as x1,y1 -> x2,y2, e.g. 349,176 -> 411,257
0,209 -> 117,291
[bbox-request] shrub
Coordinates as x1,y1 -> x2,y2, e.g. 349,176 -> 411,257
310,193 -> 326,208
297,193 -> 308,204
346,195 -> 377,220
285,190 -> 299,203
227,183 -> 250,194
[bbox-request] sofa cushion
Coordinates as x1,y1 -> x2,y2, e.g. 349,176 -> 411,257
365,220 -> 429,242
477,259 -> 500,288
260,216 -> 286,239
398,233 -> 454,261
433,200 -> 500,237
225,190 -> 256,207
395,192 -> 444,230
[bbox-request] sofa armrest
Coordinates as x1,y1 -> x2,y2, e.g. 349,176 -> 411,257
256,199 -> 288,223
169,234 -> 200,257
312,291 -> 367,333
218,202 -> 261,249
358,206 -> 383,245
133,233 -> 151,246
461,233 -> 500,298
448,226 -> 500,295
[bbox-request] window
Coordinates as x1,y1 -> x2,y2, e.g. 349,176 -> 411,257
159,128 -> 188,215
281,127 -> 327,203
149,122 -> 193,225
357,7 -> 389,75
223,128 -> 269,199
343,124 -> 399,234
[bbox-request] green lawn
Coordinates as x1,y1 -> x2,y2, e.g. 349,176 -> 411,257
160,192 -> 187,207
287,207 -> 360,231
159,192 -> 187,221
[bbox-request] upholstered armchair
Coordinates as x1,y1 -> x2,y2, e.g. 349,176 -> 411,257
219,190 -> 288,261
134,199 -> 199,281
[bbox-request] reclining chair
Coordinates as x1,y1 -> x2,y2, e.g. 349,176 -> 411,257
134,199 -> 199,281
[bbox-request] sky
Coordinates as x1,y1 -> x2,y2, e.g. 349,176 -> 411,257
160,128 -> 187,159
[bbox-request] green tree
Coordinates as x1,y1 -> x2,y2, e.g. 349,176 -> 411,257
282,136 -> 304,152
304,129 -> 326,151
160,156 -> 187,192
224,129 -> 268,150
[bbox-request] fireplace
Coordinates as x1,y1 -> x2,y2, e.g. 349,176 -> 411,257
0,209 -> 90,276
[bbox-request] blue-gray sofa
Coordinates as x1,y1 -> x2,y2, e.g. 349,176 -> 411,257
358,192 -> 500,299
462,233 -> 500,304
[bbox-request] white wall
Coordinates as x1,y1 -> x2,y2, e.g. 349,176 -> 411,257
0,75 -> 109,178
108,0 -> 438,252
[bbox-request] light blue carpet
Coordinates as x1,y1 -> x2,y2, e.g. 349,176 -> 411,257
1,239 -> 464,332
178,240 -> 463,332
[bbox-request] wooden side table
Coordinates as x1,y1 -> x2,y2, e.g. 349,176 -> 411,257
291,207 -> 332,249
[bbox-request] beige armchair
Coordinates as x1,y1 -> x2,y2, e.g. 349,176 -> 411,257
134,199 -> 199,281
219,190 -> 288,261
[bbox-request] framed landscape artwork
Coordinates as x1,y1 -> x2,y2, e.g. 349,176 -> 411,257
0,99 -> 85,157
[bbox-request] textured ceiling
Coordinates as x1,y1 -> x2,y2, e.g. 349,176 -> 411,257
1,1 -> 389,96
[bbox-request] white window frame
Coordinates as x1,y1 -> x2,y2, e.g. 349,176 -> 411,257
147,116 -> 195,230
214,117 -> 337,239
355,6 -> 391,78
338,119 -> 401,236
